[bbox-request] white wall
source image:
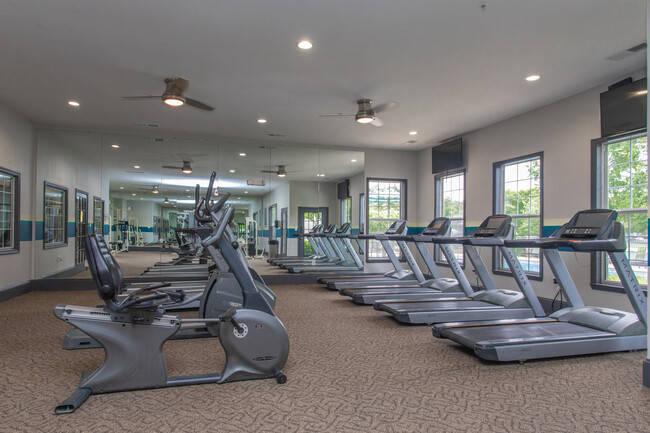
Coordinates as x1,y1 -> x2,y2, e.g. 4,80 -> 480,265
34,130 -> 105,277
0,101 -> 34,292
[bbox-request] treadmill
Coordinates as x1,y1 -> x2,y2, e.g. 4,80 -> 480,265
268,224 -> 326,265
433,209 -> 647,362
374,214 -> 546,324
339,217 -> 472,304
279,224 -> 340,268
321,220 -> 424,290
285,223 -> 364,273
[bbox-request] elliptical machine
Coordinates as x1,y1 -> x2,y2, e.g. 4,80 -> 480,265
53,176 -> 290,414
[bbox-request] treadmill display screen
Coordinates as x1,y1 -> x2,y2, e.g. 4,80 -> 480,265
575,212 -> 610,229
563,211 -> 615,238
487,216 -> 508,229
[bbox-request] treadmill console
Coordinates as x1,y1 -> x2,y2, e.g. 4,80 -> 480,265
472,215 -> 511,237
337,222 -> 351,234
385,219 -> 408,235
324,224 -> 337,233
560,209 -> 617,239
421,217 -> 451,236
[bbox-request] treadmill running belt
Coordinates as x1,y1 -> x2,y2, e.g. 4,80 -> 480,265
380,300 -> 503,314
442,321 -> 615,349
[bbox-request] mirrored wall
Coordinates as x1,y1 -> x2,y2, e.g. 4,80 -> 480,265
34,128 -> 365,276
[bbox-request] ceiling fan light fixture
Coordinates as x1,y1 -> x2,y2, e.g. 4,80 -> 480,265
181,161 -> 193,173
164,197 -> 169,204
277,173 -> 287,177
163,94 -> 185,107
355,112 -> 375,123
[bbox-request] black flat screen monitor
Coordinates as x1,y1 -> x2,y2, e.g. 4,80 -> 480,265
600,77 -> 647,138
432,138 -> 463,174
337,180 -> 350,199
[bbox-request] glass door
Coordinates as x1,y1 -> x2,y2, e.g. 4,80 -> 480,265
298,206 -> 328,256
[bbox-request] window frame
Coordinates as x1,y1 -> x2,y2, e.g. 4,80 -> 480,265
340,197 -> 352,225
43,181 -> 68,249
434,169 -> 466,268
93,196 -> 104,235
366,177 -> 407,263
0,166 -> 20,255
492,151 -> 544,281
590,130 -> 647,294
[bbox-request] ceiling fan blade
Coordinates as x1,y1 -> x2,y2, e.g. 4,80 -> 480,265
185,97 -> 215,111
373,101 -> 399,113
173,77 -> 190,92
370,117 -> 384,127
260,170 -> 278,173
162,165 -> 183,169
319,113 -> 355,117
123,95 -> 160,100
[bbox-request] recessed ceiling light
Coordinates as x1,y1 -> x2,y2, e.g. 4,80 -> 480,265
185,189 -> 190,192
229,169 -> 235,173
257,118 -> 267,124
297,40 -> 313,50
351,159 -> 357,162
244,191 -> 249,194
132,193 -> 136,196
133,165 -> 140,169
140,198 -> 143,200
239,153 -> 246,156
525,74 -> 541,82
111,144 -> 120,148
237,197 -> 241,200
187,195 -> 191,198
68,101 -> 80,107
317,174 -> 325,177
119,186 -> 124,190
409,131 -> 418,136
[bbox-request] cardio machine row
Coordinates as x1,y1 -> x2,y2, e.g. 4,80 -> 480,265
312,211 -> 647,363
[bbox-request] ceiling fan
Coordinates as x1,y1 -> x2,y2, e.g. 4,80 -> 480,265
261,165 -> 300,177
319,99 -> 399,127
123,77 -> 215,111
162,160 -> 193,174
137,185 -> 161,194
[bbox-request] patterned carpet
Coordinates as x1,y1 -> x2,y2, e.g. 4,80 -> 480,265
1,269 -> 650,432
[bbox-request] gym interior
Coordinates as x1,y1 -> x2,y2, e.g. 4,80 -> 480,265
1,2 -> 649,432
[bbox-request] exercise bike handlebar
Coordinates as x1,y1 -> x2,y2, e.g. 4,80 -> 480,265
194,198 -> 212,223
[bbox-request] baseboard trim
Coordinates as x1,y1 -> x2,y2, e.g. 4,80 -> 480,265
0,281 -> 32,302
31,278 -> 94,292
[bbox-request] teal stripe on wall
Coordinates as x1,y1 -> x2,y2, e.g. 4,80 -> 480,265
67,222 -> 75,237
20,221 -> 32,241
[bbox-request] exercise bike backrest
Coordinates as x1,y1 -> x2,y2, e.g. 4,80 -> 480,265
85,234 -> 169,311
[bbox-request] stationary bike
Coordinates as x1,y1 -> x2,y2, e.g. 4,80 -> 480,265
53,184 -> 290,414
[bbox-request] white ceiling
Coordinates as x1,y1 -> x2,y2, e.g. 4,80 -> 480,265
1,0 -> 646,152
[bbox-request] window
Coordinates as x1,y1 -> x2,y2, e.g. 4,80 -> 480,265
367,178 -> 406,260
340,197 -> 351,224
269,204 -> 277,241
359,193 -> 365,234
435,171 -> 465,266
93,197 -> 104,235
493,153 -> 543,279
0,167 -> 20,254
44,182 -> 68,248
592,132 -> 647,289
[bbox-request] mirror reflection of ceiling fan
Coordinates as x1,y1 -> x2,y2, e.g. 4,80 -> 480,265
162,161 -> 193,174
261,165 -> 300,177
137,185 -> 160,194
123,77 -> 215,111
319,99 -> 399,127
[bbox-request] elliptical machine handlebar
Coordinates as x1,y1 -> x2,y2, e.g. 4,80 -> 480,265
194,198 -> 212,224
